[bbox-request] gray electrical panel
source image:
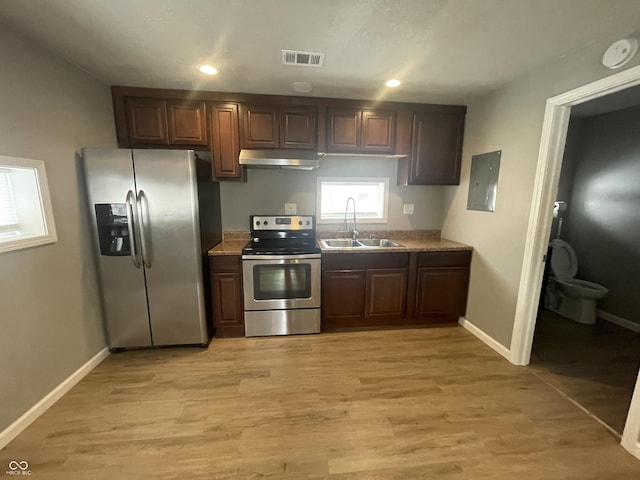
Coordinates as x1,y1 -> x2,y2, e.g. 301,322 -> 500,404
467,150 -> 501,212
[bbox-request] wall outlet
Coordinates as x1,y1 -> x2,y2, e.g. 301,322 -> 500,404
403,203 -> 414,215
285,203 -> 297,214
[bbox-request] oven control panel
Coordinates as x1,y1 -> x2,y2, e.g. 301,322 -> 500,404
251,215 -> 315,231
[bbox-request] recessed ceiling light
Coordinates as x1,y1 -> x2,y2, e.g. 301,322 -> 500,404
291,81 -> 314,93
385,79 -> 402,88
199,64 -> 219,75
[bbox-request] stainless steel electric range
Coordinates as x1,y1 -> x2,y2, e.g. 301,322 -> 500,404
241,215 -> 321,337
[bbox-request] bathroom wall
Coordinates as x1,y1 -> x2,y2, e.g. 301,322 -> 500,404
220,157 -> 446,232
560,105 -> 640,326
550,119 -> 583,241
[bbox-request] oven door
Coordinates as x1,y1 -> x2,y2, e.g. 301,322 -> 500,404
242,254 -> 321,311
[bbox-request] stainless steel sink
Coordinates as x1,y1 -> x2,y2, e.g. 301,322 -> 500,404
357,238 -> 403,247
321,239 -> 363,248
320,238 -> 404,249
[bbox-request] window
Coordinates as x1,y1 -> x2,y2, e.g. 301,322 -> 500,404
0,156 -> 57,254
317,177 -> 389,224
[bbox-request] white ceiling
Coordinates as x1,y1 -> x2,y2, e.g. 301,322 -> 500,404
1,0 -> 639,104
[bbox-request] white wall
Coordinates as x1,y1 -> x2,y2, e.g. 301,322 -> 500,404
221,157 -> 445,232
0,26 -> 116,431
442,37 -> 640,348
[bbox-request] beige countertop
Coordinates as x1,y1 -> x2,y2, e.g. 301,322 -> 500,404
208,235 -> 472,256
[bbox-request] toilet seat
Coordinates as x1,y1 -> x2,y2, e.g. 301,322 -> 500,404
561,278 -> 608,293
549,239 -> 578,280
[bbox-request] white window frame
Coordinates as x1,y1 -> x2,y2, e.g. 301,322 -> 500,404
0,155 -> 57,254
316,177 -> 389,224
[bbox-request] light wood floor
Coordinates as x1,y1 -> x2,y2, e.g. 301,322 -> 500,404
530,310 -> 640,435
3,327 -> 640,479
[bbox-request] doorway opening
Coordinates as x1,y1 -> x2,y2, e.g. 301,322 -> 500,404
508,64 -> 640,459
531,95 -> 640,436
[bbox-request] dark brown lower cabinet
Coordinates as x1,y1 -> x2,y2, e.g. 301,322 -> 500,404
322,270 -> 366,325
365,269 -> 407,319
209,249 -> 470,336
322,250 -> 471,331
413,251 -> 471,324
209,255 -> 245,337
322,253 -> 409,331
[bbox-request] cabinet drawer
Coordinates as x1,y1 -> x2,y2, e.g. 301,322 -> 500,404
210,255 -> 242,272
322,252 -> 409,270
418,251 -> 471,268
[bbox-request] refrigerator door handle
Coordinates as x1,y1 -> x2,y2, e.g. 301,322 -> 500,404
136,189 -> 152,268
125,190 -> 141,268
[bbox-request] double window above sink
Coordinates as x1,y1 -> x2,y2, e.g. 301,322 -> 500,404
320,238 -> 403,249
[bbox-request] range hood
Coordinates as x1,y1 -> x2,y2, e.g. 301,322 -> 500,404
239,149 -> 319,170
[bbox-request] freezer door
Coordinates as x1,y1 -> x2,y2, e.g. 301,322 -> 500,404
132,150 -> 208,345
81,148 -> 152,348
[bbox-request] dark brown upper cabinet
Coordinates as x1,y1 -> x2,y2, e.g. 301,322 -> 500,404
326,108 -> 396,154
111,87 -> 466,183
124,97 -> 168,145
210,103 -> 242,179
240,104 -> 317,150
281,107 -> 317,149
166,100 -> 208,146
397,111 -> 465,185
122,97 -> 208,147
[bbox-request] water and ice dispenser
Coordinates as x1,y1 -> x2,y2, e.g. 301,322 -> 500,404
94,203 -> 131,256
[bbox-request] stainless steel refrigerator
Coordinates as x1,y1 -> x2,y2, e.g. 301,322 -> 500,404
81,149 -> 221,350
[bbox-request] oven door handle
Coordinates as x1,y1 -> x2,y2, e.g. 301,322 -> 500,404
241,254 -> 321,261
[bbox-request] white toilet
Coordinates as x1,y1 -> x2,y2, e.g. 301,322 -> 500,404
545,239 -> 608,324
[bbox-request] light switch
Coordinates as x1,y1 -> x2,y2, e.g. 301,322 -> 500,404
403,203 -> 414,215
285,203 -> 297,214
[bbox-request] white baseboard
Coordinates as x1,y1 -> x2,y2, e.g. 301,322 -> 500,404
597,310 -> 640,333
0,347 -> 109,450
459,317 -> 510,360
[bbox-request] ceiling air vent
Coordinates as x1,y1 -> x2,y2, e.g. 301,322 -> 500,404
281,49 -> 325,67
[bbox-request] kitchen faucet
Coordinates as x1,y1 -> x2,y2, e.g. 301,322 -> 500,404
343,197 -> 358,240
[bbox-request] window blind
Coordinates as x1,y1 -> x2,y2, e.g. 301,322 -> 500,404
0,170 -> 18,227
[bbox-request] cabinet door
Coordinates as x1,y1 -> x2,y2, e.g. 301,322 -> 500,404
166,100 -> 208,146
124,97 -> 168,145
210,256 -> 245,337
211,103 -> 242,179
414,267 -> 470,322
322,270 -> 366,329
326,108 -> 361,152
281,107 -> 317,149
410,112 -> 465,185
211,272 -> 245,336
365,268 -> 407,319
361,110 -> 395,154
241,105 -> 279,148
